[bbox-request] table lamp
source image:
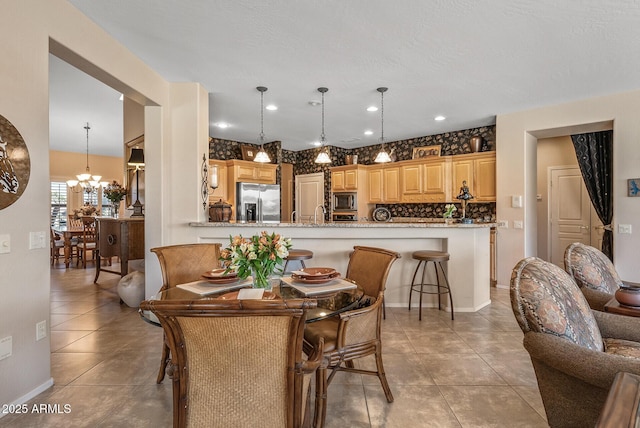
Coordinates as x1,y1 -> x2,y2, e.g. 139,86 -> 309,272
128,148 -> 145,217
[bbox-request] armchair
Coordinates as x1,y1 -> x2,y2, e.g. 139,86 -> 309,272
140,298 -> 322,428
564,242 -> 640,311
150,243 -> 221,383
511,257 -> 640,427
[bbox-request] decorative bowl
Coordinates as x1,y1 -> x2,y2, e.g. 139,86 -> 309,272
615,287 -> 640,307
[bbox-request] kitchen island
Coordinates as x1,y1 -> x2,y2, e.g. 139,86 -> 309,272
188,221 -> 495,312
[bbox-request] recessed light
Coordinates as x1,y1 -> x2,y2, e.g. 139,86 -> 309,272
434,115 -> 446,121
215,122 -> 229,129
265,104 -> 278,111
364,130 -> 374,136
367,106 -> 378,112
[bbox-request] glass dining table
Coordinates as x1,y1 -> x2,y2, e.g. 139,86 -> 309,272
139,276 -> 366,325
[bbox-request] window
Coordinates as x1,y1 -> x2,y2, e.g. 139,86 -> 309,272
50,181 -> 68,227
101,191 -> 113,216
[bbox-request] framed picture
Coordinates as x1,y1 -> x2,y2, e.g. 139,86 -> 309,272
628,178 -> 640,197
412,145 -> 441,159
241,145 -> 256,161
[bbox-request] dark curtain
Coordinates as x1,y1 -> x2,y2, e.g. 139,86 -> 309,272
570,131 -> 613,260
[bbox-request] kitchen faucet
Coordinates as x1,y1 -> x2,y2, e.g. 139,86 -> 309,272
314,205 -> 326,225
290,210 -> 297,223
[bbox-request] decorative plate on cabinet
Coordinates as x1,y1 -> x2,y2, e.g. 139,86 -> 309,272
372,207 -> 391,222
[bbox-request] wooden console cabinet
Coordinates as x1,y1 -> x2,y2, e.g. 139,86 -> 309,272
94,217 -> 145,283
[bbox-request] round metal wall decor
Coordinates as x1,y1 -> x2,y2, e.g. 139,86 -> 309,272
0,115 -> 31,210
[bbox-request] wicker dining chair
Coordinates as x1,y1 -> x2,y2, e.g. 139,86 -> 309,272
303,246 -> 400,427
140,298 -> 323,428
150,243 -> 222,383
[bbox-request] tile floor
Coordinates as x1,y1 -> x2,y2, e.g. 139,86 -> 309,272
1,264 -> 548,427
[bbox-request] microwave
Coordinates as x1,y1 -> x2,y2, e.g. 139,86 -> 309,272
333,192 -> 357,211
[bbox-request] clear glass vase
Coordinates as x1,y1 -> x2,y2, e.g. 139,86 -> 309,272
112,203 -> 120,218
251,264 -> 274,290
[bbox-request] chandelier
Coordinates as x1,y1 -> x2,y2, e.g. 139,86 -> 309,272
373,87 -> 392,163
253,86 -> 271,163
66,123 -> 107,193
314,87 -> 331,164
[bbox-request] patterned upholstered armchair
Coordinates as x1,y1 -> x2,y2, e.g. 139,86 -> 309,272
564,242 -> 640,311
511,257 -> 640,428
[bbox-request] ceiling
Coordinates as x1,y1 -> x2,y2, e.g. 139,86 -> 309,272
51,0 -> 640,156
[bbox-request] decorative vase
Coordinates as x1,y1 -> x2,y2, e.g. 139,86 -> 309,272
251,264 -> 275,290
113,203 -> 120,218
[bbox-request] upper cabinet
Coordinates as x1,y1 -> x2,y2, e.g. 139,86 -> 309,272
208,159 -> 228,203
366,165 -> 400,203
228,159 -> 277,185
331,165 -> 364,192
451,152 -> 496,202
400,158 -> 451,202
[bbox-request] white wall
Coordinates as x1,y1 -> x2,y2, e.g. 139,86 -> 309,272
0,0 -> 207,408
496,91 -> 640,286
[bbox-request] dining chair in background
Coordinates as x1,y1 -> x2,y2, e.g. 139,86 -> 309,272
150,243 -> 222,383
77,217 -> 98,269
303,245 -> 400,427
50,227 -> 65,265
511,256 -> 640,427
139,298 -> 323,428
564,242 -> 640,311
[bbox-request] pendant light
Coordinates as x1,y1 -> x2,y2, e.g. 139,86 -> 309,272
374,87 -> 392,163
253,86 -> 271,163
66,122 -> 108,193
314,87 -> 331,164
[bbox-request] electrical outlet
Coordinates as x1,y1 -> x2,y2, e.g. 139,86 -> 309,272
619,224 -> 632,234
36,320 -> 47,341
514,220 -> 523,229
497,220 -> 508,228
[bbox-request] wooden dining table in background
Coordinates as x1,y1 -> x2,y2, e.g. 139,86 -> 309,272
52,224 -> 84,268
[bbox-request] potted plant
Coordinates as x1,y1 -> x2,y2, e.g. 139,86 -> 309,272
443,204 -> 457,224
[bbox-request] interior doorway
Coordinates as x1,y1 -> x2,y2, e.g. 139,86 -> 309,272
548,166 -> 603,267
294,172 -> 324,224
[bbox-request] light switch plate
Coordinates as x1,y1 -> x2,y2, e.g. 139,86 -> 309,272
29,231 -> 46,249
0,234 -> 9,254
511,195 -> 523,208
514,220 -> 524,229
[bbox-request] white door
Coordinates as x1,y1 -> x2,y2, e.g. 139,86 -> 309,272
295,173 -> 324,224
549,166 -> 602,267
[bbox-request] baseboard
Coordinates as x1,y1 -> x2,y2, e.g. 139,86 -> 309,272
0,378 -> 54,419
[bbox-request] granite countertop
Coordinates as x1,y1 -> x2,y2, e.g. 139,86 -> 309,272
190,219 -> 496,228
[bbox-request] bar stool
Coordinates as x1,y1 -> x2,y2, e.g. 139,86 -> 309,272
408,250 -> 454,320
283,249 -> 313,273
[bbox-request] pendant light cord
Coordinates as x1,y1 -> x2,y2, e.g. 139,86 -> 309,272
85,122 -> 91,173
259,90 -> 265,146
321,90 -> 326,144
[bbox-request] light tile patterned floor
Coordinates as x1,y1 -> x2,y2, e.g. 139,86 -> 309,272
0,265 -> 548,427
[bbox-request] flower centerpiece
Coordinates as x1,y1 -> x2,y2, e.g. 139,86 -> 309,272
220,231 -> 292,289
443,204 -> 457,220
72,203 -> 98,219
103,180 -> 127,217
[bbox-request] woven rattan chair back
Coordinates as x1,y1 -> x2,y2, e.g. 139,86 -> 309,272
141,298 -> 320,428
345,246 -> 400,298
151,243 -> 221,292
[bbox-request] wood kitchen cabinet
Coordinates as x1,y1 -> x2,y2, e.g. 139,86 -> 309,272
367,167 -> 383,203
383,166 -> 401,203
400,158 -> 450,202
451,152 -> 496,202
330,165 -> 360,192
228,159 -> 277,184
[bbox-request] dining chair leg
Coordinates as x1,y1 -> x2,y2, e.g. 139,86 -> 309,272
314,365 -> 328,428
156,341 -> 170,384
375,345 -> 394,403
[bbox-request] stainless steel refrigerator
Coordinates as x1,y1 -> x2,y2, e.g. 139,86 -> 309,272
235,182 -> 281,223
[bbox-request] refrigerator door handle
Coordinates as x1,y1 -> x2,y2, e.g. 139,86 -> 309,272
258,198 -> 262,222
